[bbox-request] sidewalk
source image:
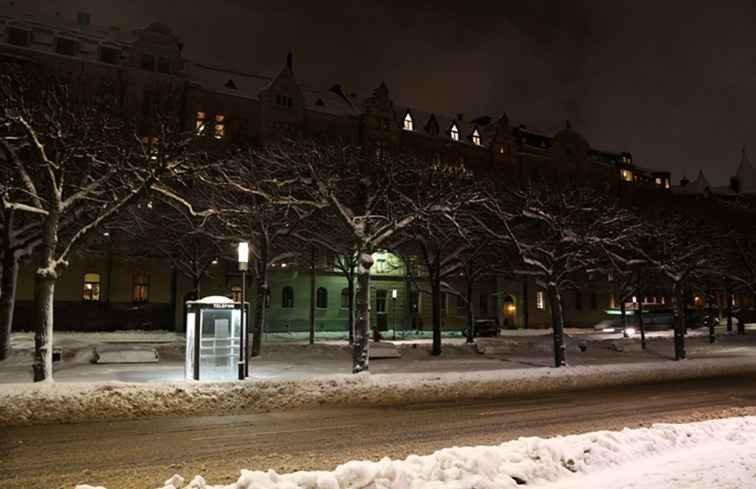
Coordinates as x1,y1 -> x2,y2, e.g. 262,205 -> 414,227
3,329 -> 756,426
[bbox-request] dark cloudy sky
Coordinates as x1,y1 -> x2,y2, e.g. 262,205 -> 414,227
22,0 -> 756,185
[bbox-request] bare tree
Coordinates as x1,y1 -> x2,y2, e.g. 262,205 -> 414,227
1,64 -> 199,381
485,184 -> 634,367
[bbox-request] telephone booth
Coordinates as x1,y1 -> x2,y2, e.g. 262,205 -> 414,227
185,296 -> 249,381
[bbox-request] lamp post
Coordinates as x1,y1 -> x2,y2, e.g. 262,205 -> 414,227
391,289 -> 398,340
237,242 -> 249,380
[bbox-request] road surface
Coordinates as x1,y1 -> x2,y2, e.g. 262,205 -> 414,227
2,374 -> 756,489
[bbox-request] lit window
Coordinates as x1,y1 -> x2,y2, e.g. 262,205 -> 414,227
665,180 -> 671,189
316,287 -> 328,309
83,273 -> 101,302
282,286 -> 294,308
450,123 -> 460,141
536,290 -> 545,310
133,274 -> 149,303
195,112 -> 206,135
472,129 -> 481,146
655,177 -> 662,186
340,288 -> 350,309
621,169 -> 633,182
376,290 -> 387,314
214,115 -> 225,139
403,112 -> 414,131
231,287 -> 242,303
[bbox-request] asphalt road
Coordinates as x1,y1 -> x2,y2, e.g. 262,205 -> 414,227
2,374 -> 756,489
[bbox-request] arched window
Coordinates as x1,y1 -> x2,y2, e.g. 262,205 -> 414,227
316,287 -> 328,309
340,288 -> 350,309
450,123 -> 459,141
133,273 -> 150,303
403,112 -> 414,131
471,128 -> 481,146
282,286 -> 294,308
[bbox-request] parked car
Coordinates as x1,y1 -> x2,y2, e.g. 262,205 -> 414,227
463,319 -> 500,338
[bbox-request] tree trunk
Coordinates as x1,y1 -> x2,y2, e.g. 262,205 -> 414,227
547,285 -> 566,367
32,272 -> 56,382
251,275 -> 267,357
347,274 -> 355,344
309,245 -> 316,345
620,298 -> 627,337
725,284 -> 733,333
431,276 -> 442,356
352,253 -> 372,373
637,290 -> 646,350
0,251 -> 19,361
465,280 -> 474,344
673,281 -> 687,360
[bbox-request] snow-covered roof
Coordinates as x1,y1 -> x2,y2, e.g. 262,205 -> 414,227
186,62 -> 273,101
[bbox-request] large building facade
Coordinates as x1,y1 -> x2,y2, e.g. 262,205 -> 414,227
2,6 -> 675,334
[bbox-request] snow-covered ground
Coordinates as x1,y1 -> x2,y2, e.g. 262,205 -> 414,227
4,352 -> 756,426
75,416 -> 756,489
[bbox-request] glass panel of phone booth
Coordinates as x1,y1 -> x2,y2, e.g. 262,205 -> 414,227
185,311 -> 196,379
198,308 -> 241,380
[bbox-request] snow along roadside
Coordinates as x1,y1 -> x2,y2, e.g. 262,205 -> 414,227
76,416 -> 756,489
3,356 -> 756,426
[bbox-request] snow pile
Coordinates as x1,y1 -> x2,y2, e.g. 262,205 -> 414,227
76,416 -> 756,489
4,356 -> 756,426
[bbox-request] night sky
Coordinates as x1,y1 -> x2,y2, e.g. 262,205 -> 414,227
22,0 -> 756,185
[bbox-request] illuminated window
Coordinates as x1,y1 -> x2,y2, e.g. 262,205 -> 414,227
472,129 -> 481,146
82,273 -> 101,302
536,290 -> 545,310
282,286 -> 294,308
655,177 -> 663,186
133,274 -> 149,303
665,180 -> 671,189
214,115 -> 225,139
231,287 -> 242,303
609,295 -> 616,309
450,123 -> 460,141
403,112 -> 414,131
316,287 -> 328,309
195,112 -> 207,135
621,169 -> 633,182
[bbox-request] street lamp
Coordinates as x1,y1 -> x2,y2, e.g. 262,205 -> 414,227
391,289 -> 398,340
237,242 -> 249,380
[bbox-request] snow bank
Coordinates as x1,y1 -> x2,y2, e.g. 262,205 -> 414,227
77,416 -> 756,489
3,356 -> 756,426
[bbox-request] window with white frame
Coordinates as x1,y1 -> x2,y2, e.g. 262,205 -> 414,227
450,123 -> 460,141
472,128 -> 481,146
403,112 -> 413,131
536,290 -> 545,310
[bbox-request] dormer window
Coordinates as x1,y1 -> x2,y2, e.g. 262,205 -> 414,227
99,46 -> 121,65
195,112 -> 207,135
403,112 -> 414,131
6,26 -> 31,46
450,123 -> 460,142
214,115 -> 225,140
55,37 -> 78,56
472,129 -> 481,146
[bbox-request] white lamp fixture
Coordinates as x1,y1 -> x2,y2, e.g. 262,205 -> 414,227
238,242 -> 249,272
